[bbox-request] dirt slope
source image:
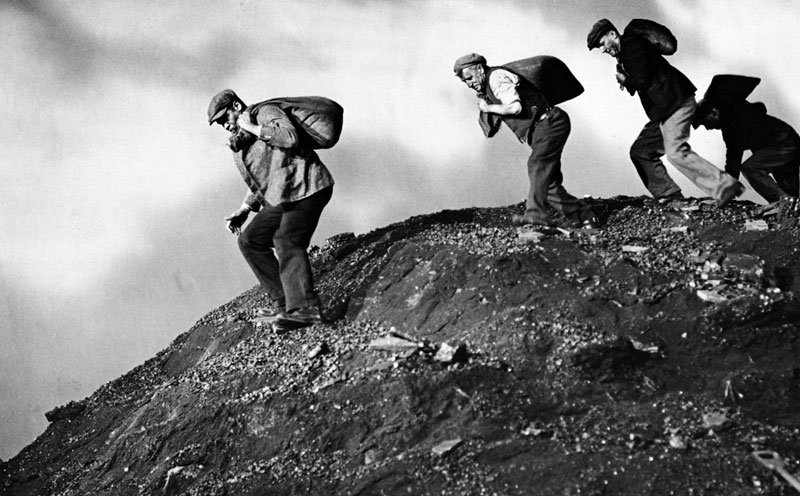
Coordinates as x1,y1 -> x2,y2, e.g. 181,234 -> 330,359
2,196 -> 800,496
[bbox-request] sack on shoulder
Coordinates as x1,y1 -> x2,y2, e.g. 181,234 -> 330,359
500,55 -> 584,105
255,96 -> 344,149
624,19 -> 677,55
702,74 -> 761,105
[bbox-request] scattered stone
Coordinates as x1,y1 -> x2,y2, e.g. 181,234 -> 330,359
368,335 -> 419,352
366,359 -> 396,372
433,342 -> 468,364
363,448 -> 383,465
163,465 -> 202,495
663,226 -> 689,233
308,342 -> 330,359
668,432 -> 689,450
517,227 -> 550,244
622,245 -> 649,253
688,250 -> 711,265
432,438 -> 462,456
630,339 -> 660,354
702,408 -> 734,432
744,220 -> 769,231
696,290 -> 728,303
723,254 -> 763,281
521,422 -> 552,438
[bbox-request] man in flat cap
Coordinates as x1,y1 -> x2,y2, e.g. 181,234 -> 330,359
207,89 -> 335,332
694,94 -> 800,204
587,19 -> 745,206
453,53 -> 595,229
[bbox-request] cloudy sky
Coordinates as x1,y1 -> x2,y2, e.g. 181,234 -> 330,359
2,0 -> 799,459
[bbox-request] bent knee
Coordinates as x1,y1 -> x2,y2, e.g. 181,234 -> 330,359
238,231 -> 271,253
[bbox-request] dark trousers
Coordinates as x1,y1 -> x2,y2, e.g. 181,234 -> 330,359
742,133 -> 800,203
238,187 -> 332,311
629,120 -> 684,199
525,107 -> 583,223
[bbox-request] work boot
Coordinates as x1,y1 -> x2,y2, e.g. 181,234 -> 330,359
511,214 -> 551,227
273,306 -> 324,333
656,192 -> 684,204
253,305 -> 286,321
252,297 -> 286,322
717,182 -> 745,207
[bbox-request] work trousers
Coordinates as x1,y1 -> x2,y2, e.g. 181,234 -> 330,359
524,107 -> 583,223
238,187 -> 332,311
631,96 -> 738,200
741,131 -> 800,203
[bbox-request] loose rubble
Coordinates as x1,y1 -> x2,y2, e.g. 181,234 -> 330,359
2,195 -> 800,496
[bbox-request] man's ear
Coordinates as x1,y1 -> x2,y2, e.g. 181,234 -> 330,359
232,101 -> 243,111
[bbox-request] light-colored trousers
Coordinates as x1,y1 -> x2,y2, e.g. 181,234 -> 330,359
631,96 -> 738,200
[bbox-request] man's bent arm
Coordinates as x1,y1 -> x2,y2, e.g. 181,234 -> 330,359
256,109 -> 298,148
480,100 -> 522,115
724,145 -> 744,179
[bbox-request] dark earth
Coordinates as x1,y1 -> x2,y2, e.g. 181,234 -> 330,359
2,196 -> 799,495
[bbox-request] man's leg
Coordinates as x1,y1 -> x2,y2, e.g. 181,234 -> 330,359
771,132 -> 799,198
238,204 -> 286,308
535,109 -> 589,223
741,145 -> 800,202
629,120 -> 682,199
523,107 -> 577,224
273,187 -> 333,312
660,97 -> 740,202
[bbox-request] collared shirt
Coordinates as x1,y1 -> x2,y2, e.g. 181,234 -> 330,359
488,69 -> 521,105
232,104 -> 334,208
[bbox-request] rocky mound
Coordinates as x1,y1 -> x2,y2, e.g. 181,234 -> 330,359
2,196 -> 800,496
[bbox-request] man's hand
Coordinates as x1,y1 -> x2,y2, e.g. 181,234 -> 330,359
225,205 -> 251,236
615,70 -> 627,89
477,98 -> 491,113
236,111 -> 260,136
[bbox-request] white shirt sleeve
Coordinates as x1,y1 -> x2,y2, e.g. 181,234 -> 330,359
488,69 -> 520,105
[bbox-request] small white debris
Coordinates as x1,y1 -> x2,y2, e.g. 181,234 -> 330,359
432,438 -> 462,456
622,245 -> 649,253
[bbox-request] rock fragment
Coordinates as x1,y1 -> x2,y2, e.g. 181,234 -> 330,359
622,245 -> 649,253
432,438 -> 462,456
434,342 -> 468,364
368,335 -> 419,352
696,290 -> 728,303
743,219 -> 769,231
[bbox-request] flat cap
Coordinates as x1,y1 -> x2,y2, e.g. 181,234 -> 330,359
207,89 -> 240,125
453,53 -> 487,74
587,18 -> 617,50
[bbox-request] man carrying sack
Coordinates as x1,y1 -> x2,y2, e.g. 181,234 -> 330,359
693,75 -> 800,204
587,18 -> 745,207
207,89 -> 341,333
454,53 -> 596,229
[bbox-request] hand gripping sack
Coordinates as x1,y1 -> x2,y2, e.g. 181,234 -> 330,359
254,96 -> 344,149
624,19 -> 678,55
499,55 -> 584,105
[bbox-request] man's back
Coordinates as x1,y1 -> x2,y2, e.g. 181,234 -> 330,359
721,102 -> 796,150
620,33 -> 695,122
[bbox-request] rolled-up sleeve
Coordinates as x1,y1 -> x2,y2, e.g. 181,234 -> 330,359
488,69 -> 521,106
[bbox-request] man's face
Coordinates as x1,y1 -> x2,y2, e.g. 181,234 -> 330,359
214,103 -> 243,131
459,65 -> 486,92
701,108 -> 721,130
598,31 -> 620,58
